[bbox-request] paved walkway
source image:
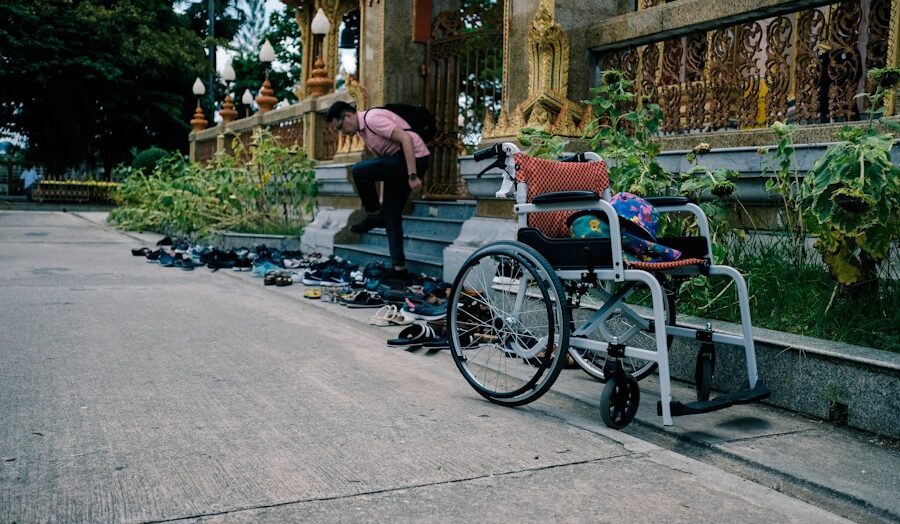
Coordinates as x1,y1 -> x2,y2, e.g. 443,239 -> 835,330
1,209 -> 897,523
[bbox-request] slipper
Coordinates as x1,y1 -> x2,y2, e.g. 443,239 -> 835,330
387,323 -> 437,347
275,273 -> 293,286
387,310 -> 415,326
131,247 -> 150,257
370,305 -> 398,326
343,291 -> 384,308
303,287 -> 322,299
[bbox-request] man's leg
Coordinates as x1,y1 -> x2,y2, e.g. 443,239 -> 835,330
381,176 -> 411,270
381,155 -> 429,271
350,156 -> 403,233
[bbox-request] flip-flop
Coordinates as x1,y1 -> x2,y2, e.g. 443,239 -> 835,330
387,323 -> 437,348
370,305 -> 397,326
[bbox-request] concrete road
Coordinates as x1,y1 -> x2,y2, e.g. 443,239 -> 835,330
0,211 -> 850,523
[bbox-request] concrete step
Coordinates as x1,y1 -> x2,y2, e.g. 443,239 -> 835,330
333,243 -> 443,278
399,215 -> 466,238
407,199 -> 477,220
356,230 -> 450,260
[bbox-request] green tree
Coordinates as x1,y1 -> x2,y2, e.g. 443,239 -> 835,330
229,5 -> 302,115
0,0 -> 208,176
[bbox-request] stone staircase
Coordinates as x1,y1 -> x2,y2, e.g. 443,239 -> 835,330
333,199 -> 476,278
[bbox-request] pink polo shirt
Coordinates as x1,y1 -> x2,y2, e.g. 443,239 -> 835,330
358,109 -> 430,158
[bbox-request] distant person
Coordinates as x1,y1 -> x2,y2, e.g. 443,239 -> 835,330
20,163 -> 39,202
325,101 -> 430,279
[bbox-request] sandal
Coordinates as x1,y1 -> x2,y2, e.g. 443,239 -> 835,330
343,291 -> 384,308
387,323 -> 438,348
303,287 -> 322,299
369,305 -> 397,326
264,270 -> 279,286
387,309 -> 415,326
275,273 -> 293,286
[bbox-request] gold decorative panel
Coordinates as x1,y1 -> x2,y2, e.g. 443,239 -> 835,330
598,1 -> 899,135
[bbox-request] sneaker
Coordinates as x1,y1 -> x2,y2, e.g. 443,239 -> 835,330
350,213 -> 385,234
302,268 -> 326,286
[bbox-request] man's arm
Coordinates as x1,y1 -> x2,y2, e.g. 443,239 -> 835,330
390,127 -> 422,190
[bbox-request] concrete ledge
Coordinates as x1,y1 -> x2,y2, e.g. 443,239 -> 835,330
208,231 -> 302,251
667,314 -> 900,439
300,207 -> 357,256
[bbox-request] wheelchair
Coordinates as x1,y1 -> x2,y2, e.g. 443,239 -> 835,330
446,142 -> 770,429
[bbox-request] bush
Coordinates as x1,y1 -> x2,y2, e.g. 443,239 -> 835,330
132,147 -> 170,174
109,130 -> 317,239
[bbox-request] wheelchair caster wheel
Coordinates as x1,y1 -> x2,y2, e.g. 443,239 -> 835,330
599,374 -> 640,429
695,343 -> 715,402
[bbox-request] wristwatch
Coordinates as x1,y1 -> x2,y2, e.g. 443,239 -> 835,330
408,172 -> 418,180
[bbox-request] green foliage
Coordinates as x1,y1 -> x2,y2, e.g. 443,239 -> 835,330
760,121 -> 806,249
132,147 -> 170,174
794,70 -> 900,287
798,125 -> 900,285
679,241 -> 900,352
0,0 -> 209,176
517,128 -> 569,159
583,70 -> 673,196
109,130 -> 317,238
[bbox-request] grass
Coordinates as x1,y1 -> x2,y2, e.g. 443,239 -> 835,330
671,242 -> 900,353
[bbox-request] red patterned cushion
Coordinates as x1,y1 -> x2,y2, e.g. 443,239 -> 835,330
514,152 -> 610,238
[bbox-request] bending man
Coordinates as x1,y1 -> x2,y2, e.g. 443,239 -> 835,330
326,101 -> 430,279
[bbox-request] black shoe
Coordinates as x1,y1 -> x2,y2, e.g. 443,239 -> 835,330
350,213 -> 385,234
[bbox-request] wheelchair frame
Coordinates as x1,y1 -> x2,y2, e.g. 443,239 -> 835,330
447,142 -> 770,429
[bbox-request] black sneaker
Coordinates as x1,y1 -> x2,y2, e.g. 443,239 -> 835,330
350,213 -> 385,234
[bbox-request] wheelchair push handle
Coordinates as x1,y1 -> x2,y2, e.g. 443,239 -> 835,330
474,143 -> 509,179
474,143 -> 503,162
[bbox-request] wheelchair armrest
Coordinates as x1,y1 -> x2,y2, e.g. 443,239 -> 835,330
644,196 -> 691,207
531,191 -> 601,205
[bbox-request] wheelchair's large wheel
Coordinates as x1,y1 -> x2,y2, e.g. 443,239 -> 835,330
569,283 -> 675,383
448,241 -> 570,407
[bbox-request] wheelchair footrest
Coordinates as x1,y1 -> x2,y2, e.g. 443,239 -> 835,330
657,382 -> 771,417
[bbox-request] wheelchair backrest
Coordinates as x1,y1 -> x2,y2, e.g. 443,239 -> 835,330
513,152 -> 610,238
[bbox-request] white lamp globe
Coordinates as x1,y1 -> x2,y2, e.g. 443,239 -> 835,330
192,77 -> 206,96
259,40 -> 276,63
311,9 -> 331,36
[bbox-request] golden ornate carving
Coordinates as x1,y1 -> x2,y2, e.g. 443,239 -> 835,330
335,79 -> 367,155
485,2 -> 582,138
795,9 -> 826,124
886,0 -> 900,115
765,15 -> 793,124
827,1 -> 863,121
737,21 -> 763,128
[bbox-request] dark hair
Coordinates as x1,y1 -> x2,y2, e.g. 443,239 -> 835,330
325,101 -> 356,123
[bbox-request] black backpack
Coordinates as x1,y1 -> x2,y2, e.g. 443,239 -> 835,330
366,103 -> 437,143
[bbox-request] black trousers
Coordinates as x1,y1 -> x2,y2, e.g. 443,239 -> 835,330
352,152 -> 429,268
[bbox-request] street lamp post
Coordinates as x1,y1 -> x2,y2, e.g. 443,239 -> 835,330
255,39 -> 277,113
219,62 -> 237,123
190,77 -> 208,132
306,8 -> 333,97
